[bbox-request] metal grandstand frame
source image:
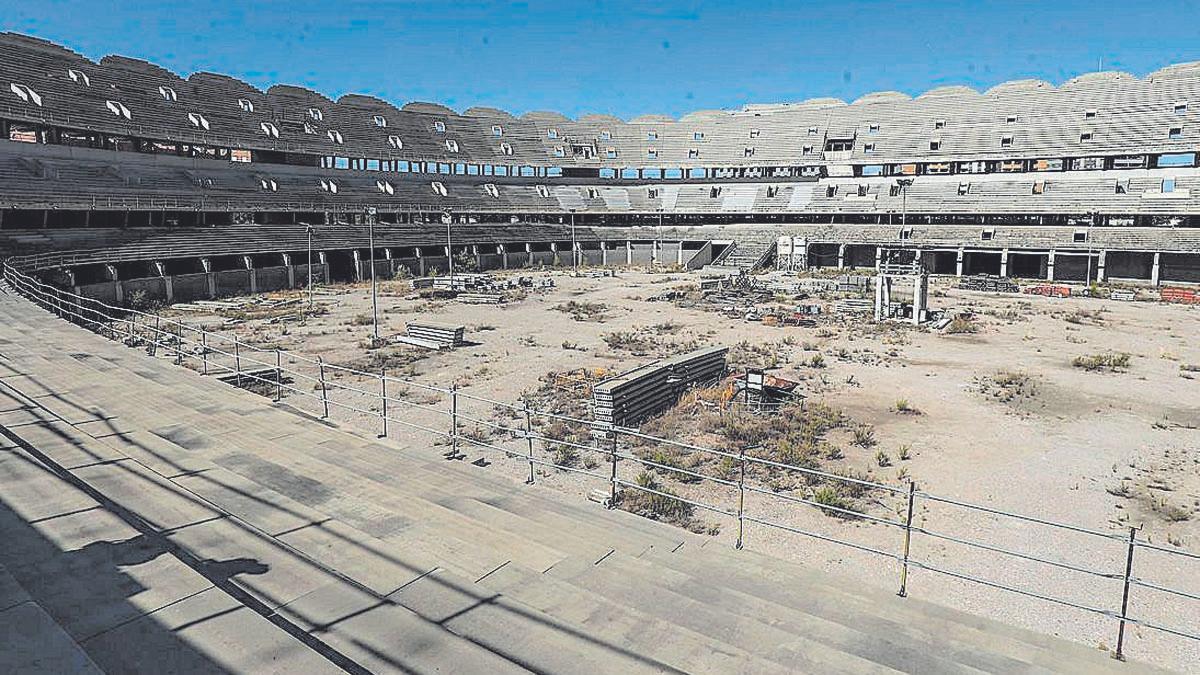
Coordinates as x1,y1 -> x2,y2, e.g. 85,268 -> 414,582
4,255 -> 1198,663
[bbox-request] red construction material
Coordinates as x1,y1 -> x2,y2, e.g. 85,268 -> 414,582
1160,287 -> 1200,304
1023,284 -> 1072,298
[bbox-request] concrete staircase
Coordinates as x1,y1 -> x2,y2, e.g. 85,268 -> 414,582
714,237 -> 778,272
0,288 -> 1164,674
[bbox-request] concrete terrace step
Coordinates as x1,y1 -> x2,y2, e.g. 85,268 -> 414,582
0,288 -> 1170,673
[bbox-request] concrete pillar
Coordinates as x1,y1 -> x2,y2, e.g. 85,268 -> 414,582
283,253 -> 295,288
1096,250 -> 1106,283
201,258 -> 215,299
912,274 -> 929,325
243,255 -> 257,294
999,248 -> 1009,278
319,252 -> 330,284
874,246 -> 883,271
676,240 -> 684,266
955,248 -> 965,277
626,240 -> 633,265
837,243 -> 847,269
1047,250 -> 1056,281
154,261 -> 173,305
1151,251 -> 1161,286
472,244 -> 483,271
799,239 -> 809,271
499,243 -> 508,270
524,242 -> 534,267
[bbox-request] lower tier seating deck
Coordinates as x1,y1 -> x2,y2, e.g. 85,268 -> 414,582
0,287 -> 1162,674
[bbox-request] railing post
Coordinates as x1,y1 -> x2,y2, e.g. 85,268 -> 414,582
275,349 -> 283,401
175,322 -> 184,365
234,339 -> 242,388
317,356 -> 329,419
378,368 -> 388,438
608,426 -> 619,508
150,315 -> 161,356
736,446 -> 747,550
897,481 -> 917,597
450,384 -> 459,456
523,406 -> 535,484
200,330 -> 208,375
1114,527 -> 1138,661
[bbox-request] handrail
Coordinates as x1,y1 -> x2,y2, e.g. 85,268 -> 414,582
4,257 -> 1198,664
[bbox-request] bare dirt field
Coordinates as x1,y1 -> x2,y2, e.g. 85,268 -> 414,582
161,267 -> 1200,671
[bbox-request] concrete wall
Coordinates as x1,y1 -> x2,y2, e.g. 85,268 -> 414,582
173,273 -> 211,302
122,277 -> 167,304
477,253 -> 504,270
256,266 -> 291,292
629,243 -> 654,265
215,270 -> 252,296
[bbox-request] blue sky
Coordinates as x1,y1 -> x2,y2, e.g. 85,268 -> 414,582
5,1 -> 1200,120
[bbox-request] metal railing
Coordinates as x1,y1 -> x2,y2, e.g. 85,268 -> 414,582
4,258 -> 1198,663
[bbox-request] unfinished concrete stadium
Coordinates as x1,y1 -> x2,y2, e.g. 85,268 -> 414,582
1,30 -> 1198,674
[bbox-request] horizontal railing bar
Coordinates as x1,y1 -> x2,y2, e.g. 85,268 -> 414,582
614,478 -> 737,518
912,526 -> 1123,580
1128,576 -> 1200,603
915,492 -> 1128,542
743,483 -> 905,527
614,450 -> 740,488
908,559 -> 1116,618
742,514 -> 902,560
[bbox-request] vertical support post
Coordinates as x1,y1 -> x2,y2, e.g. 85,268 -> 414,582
524,407 -> 535,484
200,330 -> 208,376
898,481 -> 917,597
151,315 -> 161,356
1114,527 -> 1138,661
317,356 -> 329,419
234,339 -> 242,388
450,383 -> 459,457
174,322 -> 184,365
608,427 -> 619,508
743,370 -> 750,406
275,349 -> 283,401
379,368 -> 388,438
736,447 -> 747,550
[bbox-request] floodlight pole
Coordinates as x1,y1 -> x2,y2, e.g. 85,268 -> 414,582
367,208 -> 379,342
306,224 -> 314,314
570,209 -> 578,276
444,210 -> 454,285
657,208 -> 664,267
896,178 -> 914,229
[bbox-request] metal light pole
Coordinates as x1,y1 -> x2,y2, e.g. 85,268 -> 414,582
443,210 -> 454,285
570,209 -> 578,276
367,208 -> 379,343
896,178 -> 914,229
657,207 -> 664,267
306,223 -> 314,314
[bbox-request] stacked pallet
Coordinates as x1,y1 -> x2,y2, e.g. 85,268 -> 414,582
835,298 -> 873,313
398,321 -> 465,350
457,292 -> 505,304
593,346 -> 728,427
958,276 -> 1020,293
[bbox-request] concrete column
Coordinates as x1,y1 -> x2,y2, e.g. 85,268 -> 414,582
874,246 -> 883,271
319,252 -> 330,284
1047,250 -> 1056,281
999,248 -> 1009,278
601,243 -> 609,266
201,258 -> 215,299
676,240 -> 684,266
499,243 -> 508,270
799,239 -> 810,271
283,253 -> 296,288
243,255 -> 257,294
837,243 -> 847,269
1151,251 -> 1161,286
472,244 -> 483,271
154,261 -> 173,305
626,240 -> 633,265
524,242 -> 534,267
1096,250 -> 1106,282
955,248 -> 965,277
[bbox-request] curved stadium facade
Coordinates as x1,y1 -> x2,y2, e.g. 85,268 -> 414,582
2,30 -> 1200,289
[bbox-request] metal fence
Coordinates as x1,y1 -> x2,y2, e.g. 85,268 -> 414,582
5,258 -> 1199,663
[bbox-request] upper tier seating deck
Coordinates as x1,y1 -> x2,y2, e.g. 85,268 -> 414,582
4,31 -> 1200,170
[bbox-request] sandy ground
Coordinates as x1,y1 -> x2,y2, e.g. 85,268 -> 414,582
160,267 -> 1200,671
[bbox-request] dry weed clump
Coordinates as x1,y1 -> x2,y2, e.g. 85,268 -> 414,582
616,471 -> 718,534
553,300 -> 609,322
1071,351 -> 1131,372
944,315 -> 979,334
975,370 -> 1038,406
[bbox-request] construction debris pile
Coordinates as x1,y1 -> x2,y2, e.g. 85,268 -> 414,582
958,275 -> 1020,294
593,346 -> 729,426
398,321 -> 466,350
